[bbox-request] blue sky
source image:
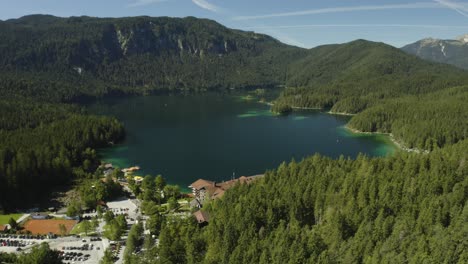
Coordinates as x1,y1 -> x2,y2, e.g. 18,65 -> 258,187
1,0 -> 468,48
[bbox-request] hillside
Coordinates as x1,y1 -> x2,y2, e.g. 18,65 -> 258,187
0,15 -> 305,102
1,17 -> 468,209
2,16 -> 466,107
130,139 -> 468,264
273,40 -> 468,150
348,86 -> 468,150
402,35 -> 468,70
0,15 -> 467,263
279,39 -> 468,111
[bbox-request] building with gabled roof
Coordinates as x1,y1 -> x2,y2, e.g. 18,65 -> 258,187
193,210 -> 210,224
189,179 -> 215,191
189,174 -> 263,208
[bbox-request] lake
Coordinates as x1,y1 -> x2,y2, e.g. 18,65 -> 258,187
87,94 -> 395,189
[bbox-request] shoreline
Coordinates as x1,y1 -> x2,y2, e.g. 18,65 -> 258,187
262,101 -> 322,110
263,99 -> 428,155
327,111 -> 356,116
344,126 -> 429,154
98,96 -> 427,189
236,98 -> 427,154
293,106 -> 322,110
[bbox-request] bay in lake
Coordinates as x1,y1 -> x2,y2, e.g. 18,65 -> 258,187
87,94 -> 395,189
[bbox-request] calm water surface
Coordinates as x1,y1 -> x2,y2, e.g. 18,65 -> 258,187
87,95 -> 395,189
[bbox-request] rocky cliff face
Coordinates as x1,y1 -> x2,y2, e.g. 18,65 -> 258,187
0,15 -> 282,69
0,15 -> 305,95
402,35 -> 468,70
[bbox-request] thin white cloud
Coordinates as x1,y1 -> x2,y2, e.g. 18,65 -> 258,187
273,34 -> 306,48
260,28 -> 306,47
191,0 -> 224,13
245,24 -> 468,30
127,0 -> 168,8
434,0 -> 468,18
233,2 -> 442,20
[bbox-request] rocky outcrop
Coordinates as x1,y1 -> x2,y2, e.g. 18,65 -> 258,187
402,35 -> 468,69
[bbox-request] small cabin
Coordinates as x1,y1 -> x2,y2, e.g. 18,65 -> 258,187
193,210 -> 210,224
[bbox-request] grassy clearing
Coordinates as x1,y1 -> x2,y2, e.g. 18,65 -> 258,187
70,221 -> 96,235
0,214 -> 23,225
69,222 -> 84,235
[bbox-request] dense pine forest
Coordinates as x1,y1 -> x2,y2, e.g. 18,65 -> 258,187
0,100 -> 124,210
0,15 -> 304,102
348,86 -> 468,150
276,40 -> 468,113
273,40 -> 468,150
0,14 -> 301,210
0,15 -> 467,263
128,139 -> 467,264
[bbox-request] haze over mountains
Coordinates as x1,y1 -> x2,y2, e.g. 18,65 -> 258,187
402,34 -> 468,70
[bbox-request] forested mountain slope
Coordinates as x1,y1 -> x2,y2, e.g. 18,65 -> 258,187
348,86 -> 468,150
1,15 -> 466,108
0,15 -> 305,102
0,15 -> 306,209
277,39 -> 468,112
0,14 -> 467,263
0,100 -> 124,209
272,40 -> 468,150
0,17 -> 467,209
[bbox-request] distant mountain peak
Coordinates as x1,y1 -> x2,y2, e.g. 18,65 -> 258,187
402,35 -> 468,69
456,34 -> 468,43
419,37 -> 440,46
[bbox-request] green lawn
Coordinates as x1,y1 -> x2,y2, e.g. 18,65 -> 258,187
69,222 -> 84,235
70,221 -> 97,235
0,214 -> 23,225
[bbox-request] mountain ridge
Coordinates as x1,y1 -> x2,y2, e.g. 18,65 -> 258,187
0,14 -> 305,101
0,16 -> 467,263
280,38 -> 468,110
2,15 -> 468,105
402,34 -> 468,69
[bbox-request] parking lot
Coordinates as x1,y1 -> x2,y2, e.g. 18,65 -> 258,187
0,198 -> 141,263
66,198 -> 140,263
107,199 -> 138,216
106,199 -> 140,264
0,233 -> 107,263
0,233 -> 56,253
48,236 -> 107,264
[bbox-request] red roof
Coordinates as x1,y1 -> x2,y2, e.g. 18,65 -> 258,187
189,179 -> 215,190
193,210 -> 210,223
190,175 -> 263,200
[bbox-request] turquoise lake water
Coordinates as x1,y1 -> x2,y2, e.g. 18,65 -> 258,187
87,94 -> 395,189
